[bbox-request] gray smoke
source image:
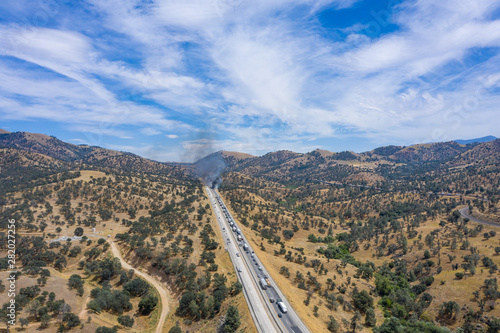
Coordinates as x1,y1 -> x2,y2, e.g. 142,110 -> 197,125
182,128 -> 227,189
195,152 -> 227,189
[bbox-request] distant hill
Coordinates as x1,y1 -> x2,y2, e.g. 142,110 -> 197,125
371,145 -> 404,157
204,139 -> 500,186
3,129 -> 499,187
454,135 -> 497,145
448,138 -> 500,167
0,147 -> 72,192
0,131 -> 186,178
388,141 -> 470,163
0,128 -> 10,134
220,151 -> 255,161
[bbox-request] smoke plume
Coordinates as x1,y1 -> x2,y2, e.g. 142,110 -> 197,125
182,128 -> 227,189
195,152 -> 227,189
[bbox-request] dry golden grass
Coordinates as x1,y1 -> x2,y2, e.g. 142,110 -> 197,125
217,185 -> 500,332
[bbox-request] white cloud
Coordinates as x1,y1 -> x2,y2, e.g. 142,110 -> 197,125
140,128 -> 161,136
1,0 -> 500,159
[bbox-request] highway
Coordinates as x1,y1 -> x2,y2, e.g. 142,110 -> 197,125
206,186 -> 311,333
459,206 -> 500,228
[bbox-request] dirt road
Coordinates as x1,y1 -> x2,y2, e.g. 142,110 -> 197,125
110,241 -> 170,333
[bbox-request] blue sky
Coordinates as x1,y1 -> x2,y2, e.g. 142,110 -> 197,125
1,0 -> 500,162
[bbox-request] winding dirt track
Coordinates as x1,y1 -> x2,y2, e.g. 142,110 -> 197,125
110,241 -> 170,333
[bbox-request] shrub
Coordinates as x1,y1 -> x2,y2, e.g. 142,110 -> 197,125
117,315 -> 134,327
138,294 -> 158,315
74,227 -> 84,236
124,278 -> 149,297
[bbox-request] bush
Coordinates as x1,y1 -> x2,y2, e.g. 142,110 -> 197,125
61,313 -> 81,329
351,289 -> 373,313
327,316 -> 340,332
223,306 -> 240,333
455,272 -> 464,279
439,301 -> 460,320
95,327 -> 117,333
117,315 -> 134,327
74,227 -> 84,236
421,276 -> 434,287
68,274 -> 83,290
138,294 -> 158,315
365,308 -> 376,327
88,287 -> 132,314
124,278 -> 149,297
169,327 -> 182,333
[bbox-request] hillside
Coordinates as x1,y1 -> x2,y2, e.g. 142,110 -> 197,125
1,130 -> 500,333
216,142 -> 500,332
388,141 -> 471,163
0,157 -> 255,333
448,139 -> 500,167
0,131 -> 185,178
454,136 -> 497,145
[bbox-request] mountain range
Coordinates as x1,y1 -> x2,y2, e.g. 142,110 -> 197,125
1,129 -> 499,187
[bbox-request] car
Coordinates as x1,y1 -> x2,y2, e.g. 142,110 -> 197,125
258,266 -> 262,270
237,267 -> 242,272
269,298 -> 275,303
278,313 -> 283,318
255,262 -> 258,265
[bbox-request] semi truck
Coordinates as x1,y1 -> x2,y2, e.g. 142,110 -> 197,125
260,278 -> 268,290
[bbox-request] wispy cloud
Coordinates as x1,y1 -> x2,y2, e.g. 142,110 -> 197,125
0,0 -> 499,161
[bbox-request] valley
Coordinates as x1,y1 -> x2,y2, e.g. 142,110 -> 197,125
1,131 -> 500,333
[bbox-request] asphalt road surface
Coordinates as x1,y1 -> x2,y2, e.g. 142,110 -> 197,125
459,207 -> 500,228
206,186 -> 311,333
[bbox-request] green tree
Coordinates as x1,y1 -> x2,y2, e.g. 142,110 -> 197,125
189,300 -> 200,320
19,318 -> 29,328
40,313 -> 51,328
351,289 -> 373,313
487,317 -> 500,333
327,316 -> 340,333
74,227 -> 84,236
350,311 -> 362,332
423,250 -> 431,259
223,305 -> 240,333
61,313 -> 81,330
169,327 -> 182,333
138,294 -> 158,315
117,315 -> 134,327
230,281 -> 242,296
124,278 -> 149,297
68,274 -> 83,290
365,307 -> 376,327
439,301 -> 460,321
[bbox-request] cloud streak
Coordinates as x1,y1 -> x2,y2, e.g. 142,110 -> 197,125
0,0 -> 499,160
